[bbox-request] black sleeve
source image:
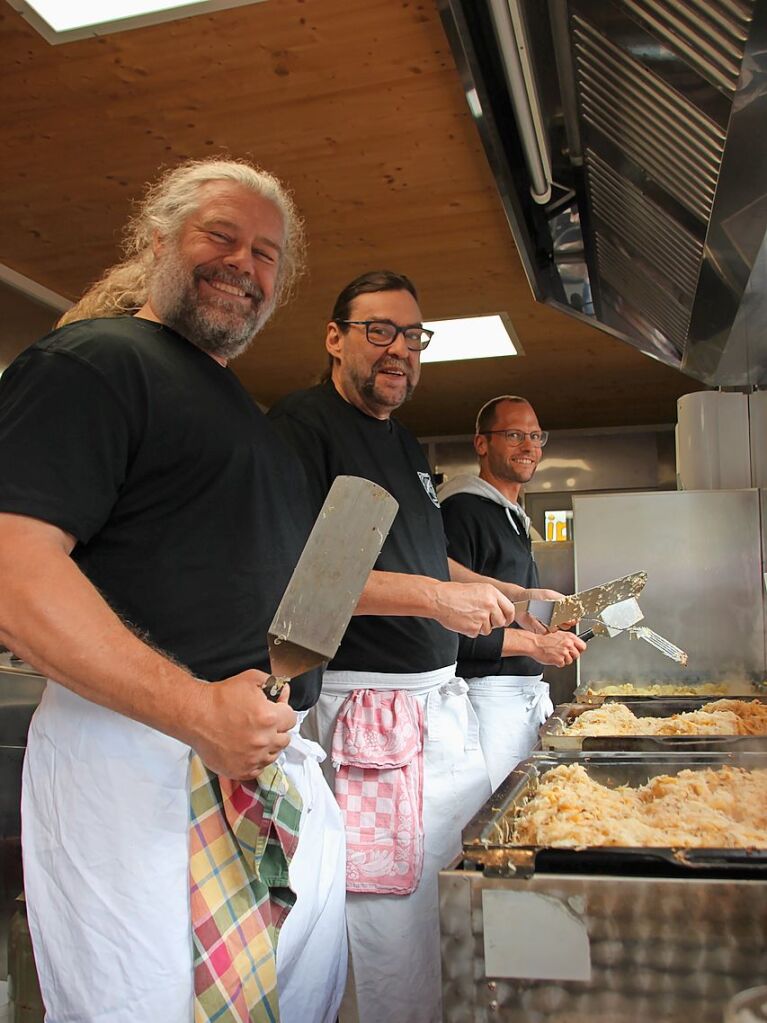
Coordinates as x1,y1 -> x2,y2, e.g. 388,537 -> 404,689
0,349 -> 134,543
441,498 -> 505,665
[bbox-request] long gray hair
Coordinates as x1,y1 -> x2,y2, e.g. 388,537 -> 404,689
59,157 -> 305,326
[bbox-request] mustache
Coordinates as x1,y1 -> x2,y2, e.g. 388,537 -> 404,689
374,355 -> 413,378
194,266 -> 264,303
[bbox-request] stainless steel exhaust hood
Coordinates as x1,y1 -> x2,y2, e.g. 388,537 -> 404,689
438,0 -> 767,386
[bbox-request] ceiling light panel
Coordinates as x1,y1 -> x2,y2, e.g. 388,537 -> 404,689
9,0 -> 266,44
420,315 -> 519,364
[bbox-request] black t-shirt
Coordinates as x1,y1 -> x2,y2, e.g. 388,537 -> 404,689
0,316 -> 322,709
441,491 -> 541,678
268,380 -> 457,674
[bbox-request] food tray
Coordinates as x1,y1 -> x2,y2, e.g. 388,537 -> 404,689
462,751 -> 767,879
539,697 -> 767,752
574,677 -> 766,704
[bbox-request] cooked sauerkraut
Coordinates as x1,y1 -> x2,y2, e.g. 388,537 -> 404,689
512,763 -> 767,848
565,699 -> 767,737
584,683 -> 730,698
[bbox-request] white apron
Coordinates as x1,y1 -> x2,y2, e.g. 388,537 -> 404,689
465,674 -> 553,791
22,681 -> 194,1023
276,716 -> 347,1023
23,683 -> 346,1023
305,664 -> 492,1023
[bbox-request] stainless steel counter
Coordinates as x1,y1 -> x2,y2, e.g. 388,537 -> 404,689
440,869 -> 767,1022
440,750 -> 767,1021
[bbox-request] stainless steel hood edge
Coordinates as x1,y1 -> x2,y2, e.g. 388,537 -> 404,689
440,0 -> 767,386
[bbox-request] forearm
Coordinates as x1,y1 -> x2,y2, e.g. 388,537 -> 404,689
447,557 -> 529,601
355,567 -> 514,637
0,516 -> 205,746
501,627 -> 541,657
355,569 -> 440,617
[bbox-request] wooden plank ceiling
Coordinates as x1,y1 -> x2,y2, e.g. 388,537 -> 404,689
0,0 -> 701,435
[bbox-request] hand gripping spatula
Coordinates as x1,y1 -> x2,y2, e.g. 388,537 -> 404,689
264,475 -> 398,700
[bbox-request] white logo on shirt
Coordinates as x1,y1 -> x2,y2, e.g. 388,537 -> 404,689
418,471 -> 440,508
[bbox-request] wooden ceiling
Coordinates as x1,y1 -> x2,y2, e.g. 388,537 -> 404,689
0,0 -> 701,435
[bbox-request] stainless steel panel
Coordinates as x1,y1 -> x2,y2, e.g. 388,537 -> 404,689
617,0 -> 754,95
573,13 -> 725,221
595,233 -> 691,356
440,869 -> 767,1022
587,148 -> 704,299
572,489 -> 765,685
429,428 -> 674,495
521,430 -> 669,494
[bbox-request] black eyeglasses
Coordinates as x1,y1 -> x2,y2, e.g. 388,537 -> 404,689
336,319 -> 433,352
482,429 -> 549,447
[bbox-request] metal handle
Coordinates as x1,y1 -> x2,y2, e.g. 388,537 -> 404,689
264,676 -> 287,702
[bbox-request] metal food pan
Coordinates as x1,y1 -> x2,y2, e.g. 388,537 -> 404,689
574,677 -> 766,704
540,698 -> 767,752
462,751 -> 767,879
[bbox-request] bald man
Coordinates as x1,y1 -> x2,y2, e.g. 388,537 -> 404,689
440,396 -> 585,790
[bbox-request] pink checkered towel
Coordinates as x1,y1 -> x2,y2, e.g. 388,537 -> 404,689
331,688 -> 424,895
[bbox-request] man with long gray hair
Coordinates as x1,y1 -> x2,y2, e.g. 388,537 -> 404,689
0,158 -> 345,1023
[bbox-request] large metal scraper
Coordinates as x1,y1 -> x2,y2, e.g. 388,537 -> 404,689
264,475 -> 398,700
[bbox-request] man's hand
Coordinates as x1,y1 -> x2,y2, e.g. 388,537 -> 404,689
432,581 -> 515,637
189,670 -> 297,780
526,588 -> 565,602
532,632 -> 587,667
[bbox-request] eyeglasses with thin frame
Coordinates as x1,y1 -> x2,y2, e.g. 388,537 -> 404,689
336,319 -> 433,352
481,429 -> 549,447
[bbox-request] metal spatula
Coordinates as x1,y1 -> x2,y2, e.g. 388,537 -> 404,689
579,597 -> 644,641
514,571 -> 648,629
264,475 -> 398,700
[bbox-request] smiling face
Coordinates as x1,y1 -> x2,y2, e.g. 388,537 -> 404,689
148,181 -> 285,360
476,399 -> 543,498
326,288 -> 423,419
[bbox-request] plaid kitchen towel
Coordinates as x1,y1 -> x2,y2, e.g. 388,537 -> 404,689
331,689 -> 424,895
189,753 -> 302,1023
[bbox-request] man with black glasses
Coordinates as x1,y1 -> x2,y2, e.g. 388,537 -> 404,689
269,272 -> 556,1023
440,395 -> 586,791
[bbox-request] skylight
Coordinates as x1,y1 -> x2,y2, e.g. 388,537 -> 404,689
420,314 -> 520,364
9,0 -> 264,44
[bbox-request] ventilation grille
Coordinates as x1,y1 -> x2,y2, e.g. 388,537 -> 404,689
573,15 -> 726,221
595,234 -> 692,355
618,0 -> 755,96
586,148 -> 704,307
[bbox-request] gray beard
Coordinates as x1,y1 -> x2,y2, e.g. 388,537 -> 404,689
150,249 -> 274,360
353,357 -> 415,411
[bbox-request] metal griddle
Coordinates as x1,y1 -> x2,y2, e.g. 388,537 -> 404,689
539,698 -> 767,752
461,751 -> 767,879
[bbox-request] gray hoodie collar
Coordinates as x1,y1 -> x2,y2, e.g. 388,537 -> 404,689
438,474 -> 531,534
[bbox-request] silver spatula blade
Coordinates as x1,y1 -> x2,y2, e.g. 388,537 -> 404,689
265,475 -> 398,696
515,571 -> 648,629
